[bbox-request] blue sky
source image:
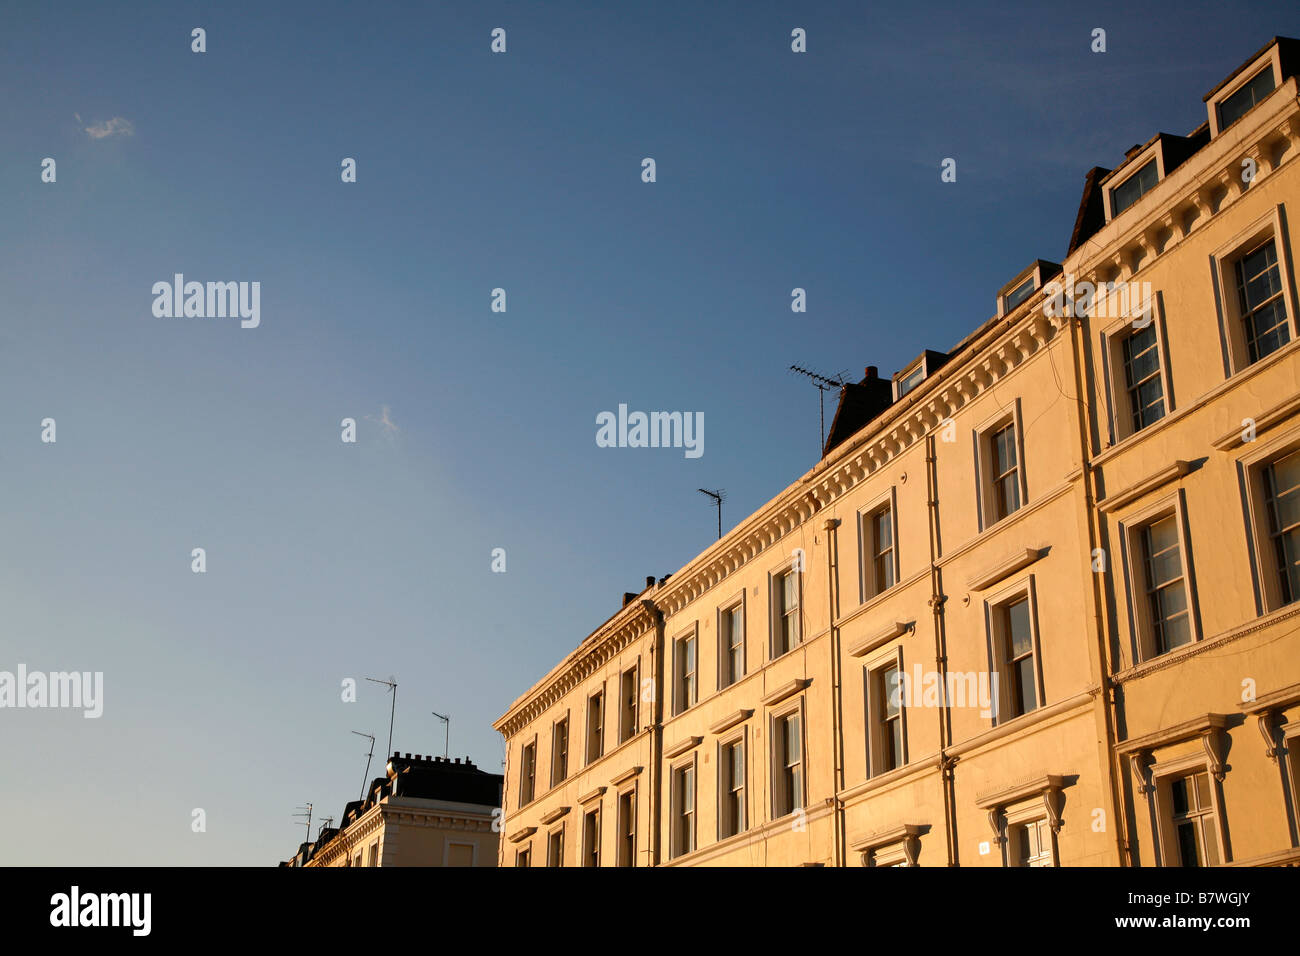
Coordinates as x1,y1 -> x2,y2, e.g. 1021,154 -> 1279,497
2,1 -> 1297,864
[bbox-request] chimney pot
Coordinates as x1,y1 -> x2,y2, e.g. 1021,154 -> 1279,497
645,575 -> 655,588
866,366 -> 877,380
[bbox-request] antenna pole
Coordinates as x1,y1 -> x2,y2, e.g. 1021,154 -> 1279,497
365,677 -> 398,758
789,365 -> 848,454
432,711 -> 450,759
351,731 -> 376,802
697,489 -> 725,540
293,803 -> 313,843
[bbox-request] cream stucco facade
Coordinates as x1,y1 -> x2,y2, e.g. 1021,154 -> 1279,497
495,37 -> 1300,868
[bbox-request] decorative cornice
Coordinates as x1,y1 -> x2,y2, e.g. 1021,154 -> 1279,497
1116,713 -> 1230,779
708,709 -> 753,735
663,736 -> 702,760
495,602 -> 655,739
966,548 -> 1044,592
847,621 -> 912,658
610,765 -> 643,787
507,826 -> 536,844
761,678 -> 811,707
539,806 -> 569,825
1097,460 -> 1191,514
1212,393 -> 1300,450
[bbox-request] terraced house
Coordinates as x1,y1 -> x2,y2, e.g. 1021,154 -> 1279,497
494,37 -> 1300,867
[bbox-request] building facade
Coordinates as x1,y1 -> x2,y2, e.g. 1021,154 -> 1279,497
282,753 -> 502,867
495,37 -> 1300,867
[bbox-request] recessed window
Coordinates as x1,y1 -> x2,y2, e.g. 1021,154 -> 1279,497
1121,323 -> 1166,433
896,363 -> 925,398
772,568 -> 801,658
987,585 -> 1042,723
978,415 -> 1025,528
719,738 -> 746,839
1263,449 -> 1300,606
1004,275 -> 1036,312
1219,67 -> 1276,131
551,717 -> 569,787
519,740 -> 537,805
616,789 -> 636,867
582,806 -> 601,867
866,658 -> 906,777
863,502 -> 897,599
619,666 -> 639,743
547,826 -> 564,867
1009,818 -> 1053,867
1003,598 -> 1036,717
671,764 -> 696,859
1234,238 -> 1291,363
772,711 -> 804,818
586,691 -> 604,764
1167,771 -> 1221,866
674,631 -> 697,715
1139,514 -> 1193,656
516,845 -> 531,868
719,602 -> 745,689
1111,159 -> 1158,217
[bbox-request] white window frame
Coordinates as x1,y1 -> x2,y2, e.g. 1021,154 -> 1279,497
1104,153 -> 1164,222
669,757 -> 697,860
619,663 -> 639,743
1099,291 -> 1175,446
550,711 -> 570,787
858,486 -> 900,604
518,734 -> 538,806
546,824 -> 565,867
983,575 -> 1045,725
769,561 -> 804,660
716,590 -> 746,691
716,730 -> 748,840
973,401 -> 1029,532
769,699 -> 807,820
673,625 -> 699,716
863,644 -> 907,778
1209,206 -> 1298,377
1209,52 -> 1282,137
1150,754 -> 1227,868
1237,425 -> 1300,615
585,687 -> 605,765
615,783 -> 638,868
581,803 -> 601,868
1003,801 -> 1057,868
1118,492 -> 1201,663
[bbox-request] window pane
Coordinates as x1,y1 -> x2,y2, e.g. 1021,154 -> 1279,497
1176,822 -> 1201,867
1220,68 -> 1276,129
1112,159 -> 1159,215
1014,657 -> 1037,713
1007,599 -> 1032,658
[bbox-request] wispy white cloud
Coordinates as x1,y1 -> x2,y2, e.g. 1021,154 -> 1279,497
365,405 -> 400,440
82,116 -> 134,140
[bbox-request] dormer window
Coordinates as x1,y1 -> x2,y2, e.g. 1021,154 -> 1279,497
1004,276 -> 1036,312
1110,159 -> 1158,217
997,261 -> 1060,318
895,363 -> 924,399
891,350 -> 948,401
1218,67 -> 1275,131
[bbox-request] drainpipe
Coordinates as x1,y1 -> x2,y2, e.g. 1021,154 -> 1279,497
926,434 -> 958,866
1063,312 -> 1130,866
824,516 -> 846,867
642,596 -> 666,867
